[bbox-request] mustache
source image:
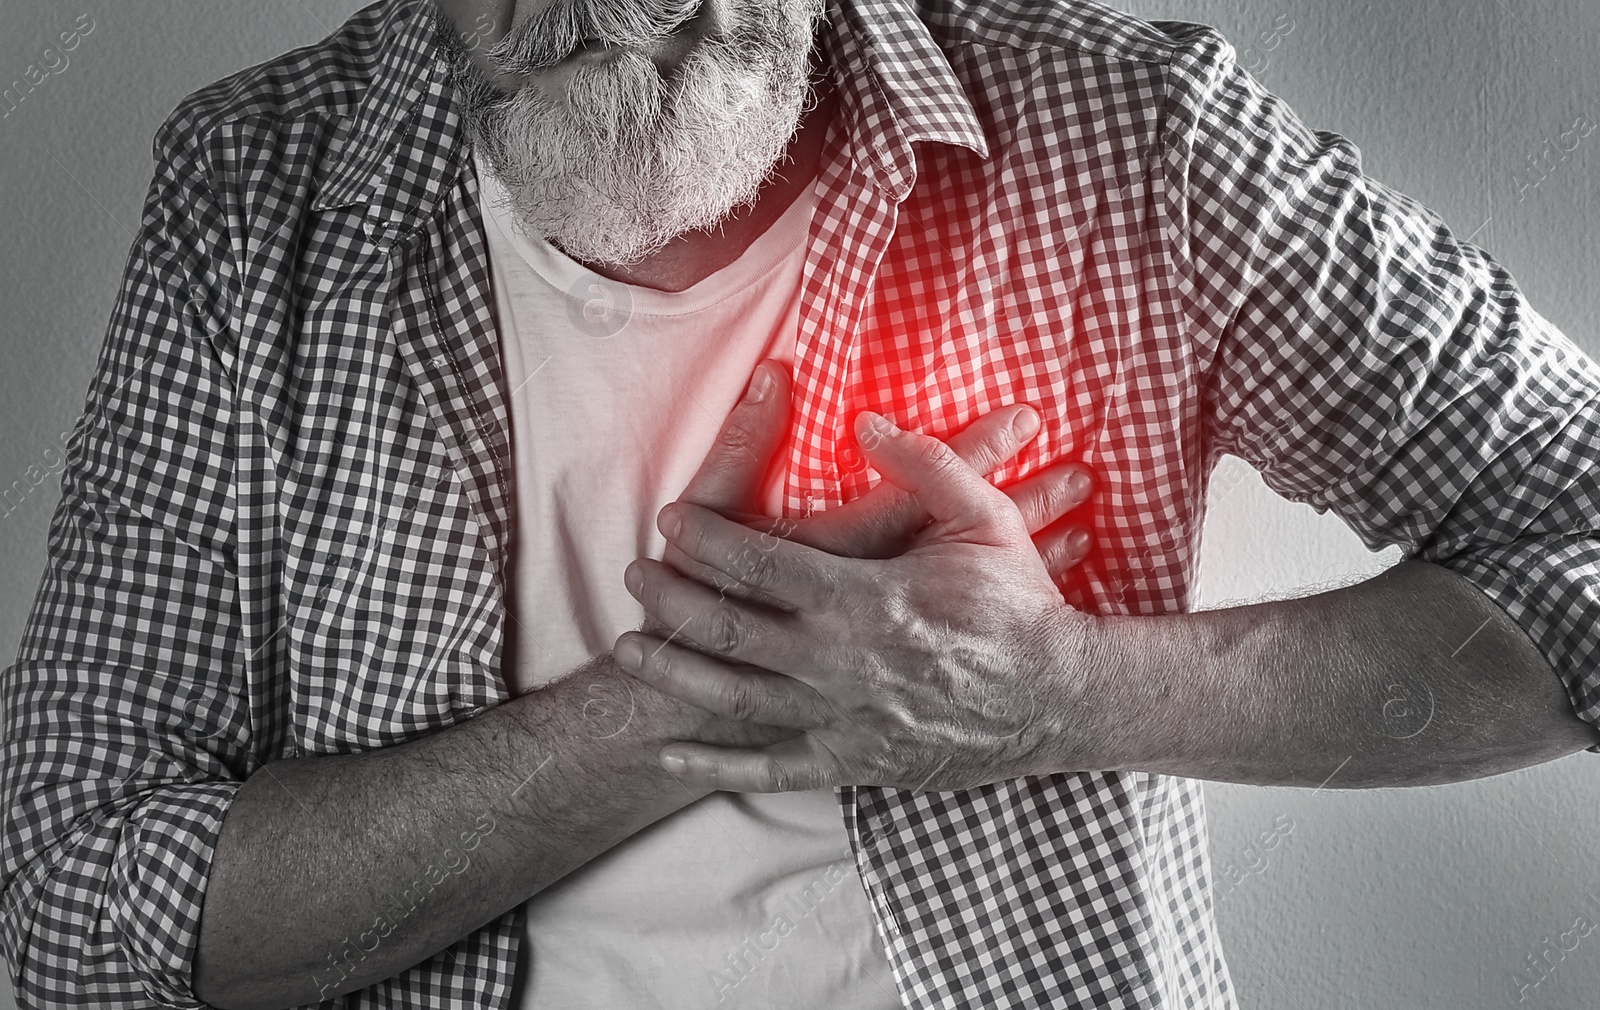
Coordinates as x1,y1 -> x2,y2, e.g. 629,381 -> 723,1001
486,0 -> 706,74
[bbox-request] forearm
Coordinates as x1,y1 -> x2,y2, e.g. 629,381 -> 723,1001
1061,560 -> 1600,787
194,652 -> 782,1010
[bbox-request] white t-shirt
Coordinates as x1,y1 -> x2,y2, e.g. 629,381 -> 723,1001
473,150 -> 902,1010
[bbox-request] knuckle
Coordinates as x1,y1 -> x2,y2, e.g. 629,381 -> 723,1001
648,642 -> 673,678
765,761 -> 792,793
707,569 -> 741,597
962,429 -> 1010,473
909,433 -> 951,469
717,416 -> 759,454
927,443 -> 963,477
876,585 -> 920,640
992,420 -> 1026,459
782,693 -> 816,728
725,681 -> 762,723
739,540 -> 778,587
975,495 -> 1020,534
682,519 -> 714,560
930,448 -> 975,491
756,516 -> 793,549
1033,478 -> 1073,523
707,606 -> 745,655
814,567 -> 845,608
722,540 -> 755,577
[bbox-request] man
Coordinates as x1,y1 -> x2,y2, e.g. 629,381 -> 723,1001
2,1 -> 1598,1009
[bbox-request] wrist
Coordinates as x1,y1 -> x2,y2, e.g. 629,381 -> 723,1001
606,639 -> 803,756
1034,605 -> 1111,775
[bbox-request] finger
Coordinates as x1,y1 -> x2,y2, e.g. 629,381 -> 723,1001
780,487 -> 916,559
790,403 -> 1047,558
666,360 -> 790,597
1002,462 -> 1095,535
613,631 -> 827,730
659,502 -> 847,611
1033,522 -> 1093,584
625,556 -> 799,670
853,410 -> 1022,540
658,517 -> 795,613
658,736 -> 837,793
680,360 -> 792,513
942,403 -> 1046,478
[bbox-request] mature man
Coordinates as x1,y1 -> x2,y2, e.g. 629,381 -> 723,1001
3,0 -> 1599,1008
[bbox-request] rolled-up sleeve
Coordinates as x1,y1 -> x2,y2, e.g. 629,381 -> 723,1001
1162,33 -> 1600,747
0,112 -> 251,1008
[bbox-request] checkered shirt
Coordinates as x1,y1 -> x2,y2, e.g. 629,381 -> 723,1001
5,0 -> 1599,1007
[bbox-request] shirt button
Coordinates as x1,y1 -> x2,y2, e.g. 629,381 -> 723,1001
366,212 -> 402,247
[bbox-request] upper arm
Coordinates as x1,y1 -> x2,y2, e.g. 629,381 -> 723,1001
0,113 -> 252,1009
1162,35 -> 1600,747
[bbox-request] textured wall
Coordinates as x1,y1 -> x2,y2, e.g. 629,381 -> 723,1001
0,2 -> 1595,1008
1126,2 -> 1600,1007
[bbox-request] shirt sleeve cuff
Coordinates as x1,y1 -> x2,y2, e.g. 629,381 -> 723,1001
113,782 -> 241,1009
5,780 -> 241,1010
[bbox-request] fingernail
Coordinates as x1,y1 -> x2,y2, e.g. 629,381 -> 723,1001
1067,527 -> 1091,552
614,636 -> 643,671
658,506 -> 681,540
624,563 -> 643,597
1013,406 -> 1040,440
1068,469 -> 1092,497
660,753 -> 686,775
744,363 -> 772,404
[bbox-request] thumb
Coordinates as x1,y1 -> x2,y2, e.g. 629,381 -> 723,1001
853,409 -> 1023,540
680,360 -> 792,513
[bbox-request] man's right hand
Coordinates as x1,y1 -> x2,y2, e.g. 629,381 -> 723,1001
657,358 -> 1097,614
632,359 -> 1096,754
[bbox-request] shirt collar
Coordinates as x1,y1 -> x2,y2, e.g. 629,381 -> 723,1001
313,0 -> 990,219
817,0 -> 990,199
312,0 -> 448,217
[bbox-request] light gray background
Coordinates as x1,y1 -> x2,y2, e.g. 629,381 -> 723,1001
0,1 -> 1595,1007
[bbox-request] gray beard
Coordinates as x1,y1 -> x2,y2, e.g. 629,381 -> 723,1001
435,0 -> 826,267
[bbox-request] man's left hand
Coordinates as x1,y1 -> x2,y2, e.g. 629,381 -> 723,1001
614,409 -> 1096,793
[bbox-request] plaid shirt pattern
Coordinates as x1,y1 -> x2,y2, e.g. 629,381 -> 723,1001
6,0 -> 1600,1007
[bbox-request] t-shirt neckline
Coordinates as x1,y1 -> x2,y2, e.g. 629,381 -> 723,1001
472,148 -> 820,317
